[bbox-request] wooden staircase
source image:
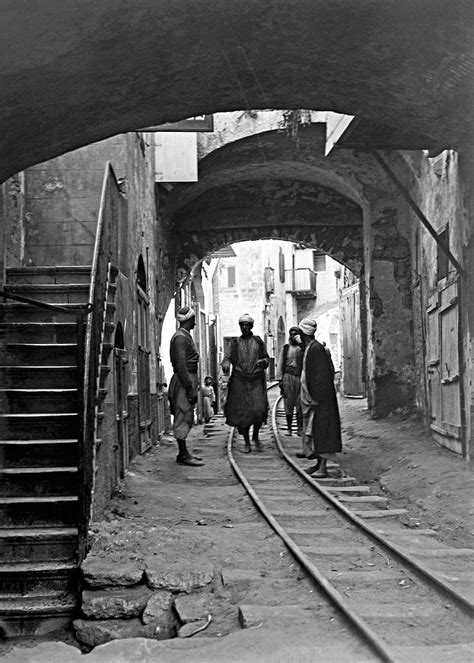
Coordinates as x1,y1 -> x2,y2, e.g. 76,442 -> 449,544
0,266 -> 93,638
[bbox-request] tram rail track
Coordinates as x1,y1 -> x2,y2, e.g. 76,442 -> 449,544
227,385 -> 474,662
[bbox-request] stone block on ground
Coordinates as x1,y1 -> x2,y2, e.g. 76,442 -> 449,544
73,617 -> 174,647
221,568 -> 264,591
174,593 -> 212,624
238,604 -> 307,629
82,585 -> 153,619
145,562 -> 214,593
82,557 -> 145,588
142,590 -> 175,625
238,604 -> 314,630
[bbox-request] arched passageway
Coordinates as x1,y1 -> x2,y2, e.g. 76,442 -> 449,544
0,1 -> 472,182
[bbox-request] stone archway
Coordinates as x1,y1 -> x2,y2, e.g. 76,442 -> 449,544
0,2 -> 472,182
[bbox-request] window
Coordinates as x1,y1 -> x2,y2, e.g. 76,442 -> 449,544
437,227 -> 449,282
313,252 -> 326,272
228,266 -> 236,288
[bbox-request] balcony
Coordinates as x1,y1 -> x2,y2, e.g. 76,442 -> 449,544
285,268 -> 317,298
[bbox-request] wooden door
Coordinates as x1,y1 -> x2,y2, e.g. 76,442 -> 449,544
341,284 -> 364,396
427,280 -> 463,453
113,347 -> 129,479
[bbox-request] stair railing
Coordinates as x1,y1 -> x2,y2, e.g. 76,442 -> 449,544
80,162 -> 125,560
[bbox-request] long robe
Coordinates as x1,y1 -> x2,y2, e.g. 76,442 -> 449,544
222,334 -> 269,432
300,339 -> 342,454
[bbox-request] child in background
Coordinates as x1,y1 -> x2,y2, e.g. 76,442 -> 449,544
202,376 -> 216,423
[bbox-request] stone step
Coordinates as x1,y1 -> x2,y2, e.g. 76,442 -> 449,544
0,527 -> 78,563
0,412 -> 79,439
0,343 -> 78,365
6,266 -> 91,285
0,594 -> 77,637
0,389 -> 78,414
325,485 -> 372,495
0,301 -> 86,323
354,509 -> 408,519
0,365 -> 78,389
0,466 -> 78,497
4,283 -> 90,305
0,495 -> 78,527
336,495 -> 389,507
0,439 -> 78,468
0,322 -> 78,344
311,477 -> 359,487
0,560 -> 78,596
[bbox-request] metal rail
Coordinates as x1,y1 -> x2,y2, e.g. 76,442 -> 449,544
227,388 -> 398,663
227,384 -> 473,661
271,395 -> 474,618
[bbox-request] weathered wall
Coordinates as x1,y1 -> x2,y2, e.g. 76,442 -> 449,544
402,147 -> 474,456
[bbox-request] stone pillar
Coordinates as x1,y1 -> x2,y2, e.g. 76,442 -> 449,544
366,205 -> 416,417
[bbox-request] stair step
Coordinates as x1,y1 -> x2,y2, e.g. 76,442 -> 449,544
0,595 -> 78,637
0,322 -> 78,343
0,466 -> 78,498
6,266 -> 91,284
0,343 -> 78,365
0,495 -> 78,527
0,560 -> 78,600
0,439 -> 78,468
4,283 -> 89,305
0,527 -> 78,563
0,412 -> 79,440
0,303 -> 84,323
0,389 -> 78,414
0,365 -> 78,389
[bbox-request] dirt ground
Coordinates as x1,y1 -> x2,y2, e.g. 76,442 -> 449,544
338,397 -> 474,549
3,394 -> 473,661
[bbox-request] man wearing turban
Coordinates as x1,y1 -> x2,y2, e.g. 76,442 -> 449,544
275,326 -> 303,438
168,306 -> 204,466
222,314 -> 270,453
298,317 -> 342,478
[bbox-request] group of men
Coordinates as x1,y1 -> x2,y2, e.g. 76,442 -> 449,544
168,307 -> 341,478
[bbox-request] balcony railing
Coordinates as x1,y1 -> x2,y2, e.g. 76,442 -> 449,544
285,268 -> 317,298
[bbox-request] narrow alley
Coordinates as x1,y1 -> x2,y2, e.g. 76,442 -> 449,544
1,2 -> 473,661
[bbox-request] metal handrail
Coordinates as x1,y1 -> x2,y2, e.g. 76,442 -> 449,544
0,289 -> 92,314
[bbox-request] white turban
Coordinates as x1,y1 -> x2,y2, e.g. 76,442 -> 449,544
239,313 -> 254,324
299,317 -> 317,335
177,306 -> 195,322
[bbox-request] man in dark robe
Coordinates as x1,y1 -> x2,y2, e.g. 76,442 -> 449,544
298,317 -> 342,478
275,326 -> 303,440
222,313 -> 269,453
168,306 -> 204,467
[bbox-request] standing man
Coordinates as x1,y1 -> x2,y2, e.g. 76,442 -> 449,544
222,314 -> 269,453
168,306 -> 204,467
275,326 -> 303,441
298,317 -> 342,478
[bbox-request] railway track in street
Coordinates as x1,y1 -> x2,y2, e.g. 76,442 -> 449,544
227,386 -> 474,662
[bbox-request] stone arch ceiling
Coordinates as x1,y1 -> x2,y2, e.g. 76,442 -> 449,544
168,126 -> 365,272
1,1 -> 473,183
